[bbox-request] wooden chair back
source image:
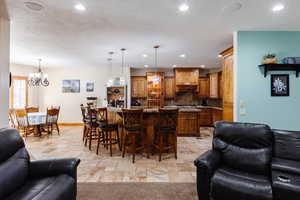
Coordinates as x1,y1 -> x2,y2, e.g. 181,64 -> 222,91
8,109 -> 17,128
46,107 -> 60,124
86,106 -> 97,123
80,104 -> 88,121
96,108 -> 108,124
26,107 -> 39,113
158,108 -> 179,129
122,109 -> 143,130
15,109 -> 28,127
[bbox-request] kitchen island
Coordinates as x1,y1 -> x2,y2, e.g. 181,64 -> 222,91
108,106 -> 222,137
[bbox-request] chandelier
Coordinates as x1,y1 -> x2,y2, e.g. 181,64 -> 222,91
28,59 -> 49,87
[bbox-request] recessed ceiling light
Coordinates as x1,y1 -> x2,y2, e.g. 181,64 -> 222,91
222,2 -> 242,13
172,65 -> 177,68
144,65 -> 149,68
75,3 -> 86,11
24,1 -> 44,11
272,4 -> 284,12
179,3 -> 189,12
142,54 -> 148,58
179,54 -> 186,58
200,65 -> 205,68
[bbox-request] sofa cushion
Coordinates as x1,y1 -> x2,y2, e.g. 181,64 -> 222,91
0,128 -> 26,163
211,167 -> 272,200
213,121 -> 273,175
273,129 -> 300,161
0,128 -> 30,199
5,174 -> 75,200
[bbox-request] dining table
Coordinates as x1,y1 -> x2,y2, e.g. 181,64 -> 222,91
27,112 -> 47,136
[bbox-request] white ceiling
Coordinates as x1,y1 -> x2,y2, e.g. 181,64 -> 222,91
6,0 -> 300,69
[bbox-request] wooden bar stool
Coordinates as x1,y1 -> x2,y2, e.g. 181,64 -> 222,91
96,108 -> 121,156
80,104 -> 88,142
153,108 -> 179,162
84,106 -> 99,150
122,109 -> 149,163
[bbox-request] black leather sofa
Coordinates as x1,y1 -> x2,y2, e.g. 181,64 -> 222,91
194,121 -> 300,200
0,128 -> 80,200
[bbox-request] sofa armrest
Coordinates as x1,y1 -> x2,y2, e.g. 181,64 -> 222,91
29,158 -> 80,179
194,150 -> 220,200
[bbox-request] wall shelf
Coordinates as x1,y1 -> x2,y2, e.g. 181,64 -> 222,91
259,64 -> 300,78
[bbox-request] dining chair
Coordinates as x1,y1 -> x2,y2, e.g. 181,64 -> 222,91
14,109 -> 34,137
8,109 -> 17,129
26,107 -> 39,113
122,108 -> 149,163
45,107 -> 60,135
96,108 -> 121,156
153,108 -> 179,161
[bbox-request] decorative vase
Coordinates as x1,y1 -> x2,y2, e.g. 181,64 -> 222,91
262,58 -> 278,64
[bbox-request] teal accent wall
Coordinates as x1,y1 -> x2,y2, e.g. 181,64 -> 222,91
237,31 -> 300,131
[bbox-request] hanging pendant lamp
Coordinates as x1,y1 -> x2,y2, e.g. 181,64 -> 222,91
119,48 -> 126,85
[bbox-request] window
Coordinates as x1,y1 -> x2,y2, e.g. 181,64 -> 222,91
10,76 -> 28,109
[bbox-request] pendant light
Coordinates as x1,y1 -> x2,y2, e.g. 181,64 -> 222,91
120,48 -> 126,85
28,59 -> 49,87
107,52 -> 114,86
152,45 -> 160,84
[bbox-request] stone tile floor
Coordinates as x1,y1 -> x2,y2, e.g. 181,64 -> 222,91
24,126 -> 212,183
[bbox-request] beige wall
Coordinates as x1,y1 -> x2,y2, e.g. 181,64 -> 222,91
0,0 -> 10,127
39,66 -> 129,123
10,64 -> 39,107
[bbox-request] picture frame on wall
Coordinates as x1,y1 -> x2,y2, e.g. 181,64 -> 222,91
271,74 -> 289,96
62,80 -> 80,93
86,82 -> 94,92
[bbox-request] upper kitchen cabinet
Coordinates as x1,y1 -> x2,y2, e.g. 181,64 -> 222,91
198,77 -> 210,98
209,72 -> 219,99
175,68 -> 199,93
131,76 -> 147,98
218,71 -> 223,99
147,72 -> 164,108
164,76 -> 175,99
220,47 -> 234,122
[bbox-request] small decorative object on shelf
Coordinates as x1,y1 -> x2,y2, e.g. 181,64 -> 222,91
262,53 -> 278,64
282,57 -> 300,64
271,74 -> 289,97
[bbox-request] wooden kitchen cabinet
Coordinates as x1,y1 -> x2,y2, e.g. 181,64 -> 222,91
164,77 -> 175,99
209,72 -> 219,99
198,77 -> 210,98
178,111 -> 200,137
220,47 -> 234,122
218,72 -> 223,99
199,108 -> 212,126
131,76 -> 147,98
175,68 -> 199,93
212,109 -> 223,123
147,72 -> 164,108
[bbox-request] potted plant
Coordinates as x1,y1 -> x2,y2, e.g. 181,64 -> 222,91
262,53 -> 278,64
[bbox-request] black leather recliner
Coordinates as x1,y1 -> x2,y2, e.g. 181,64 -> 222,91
272,129 -> 300,200
0,128 -> 80,200
195,121 -> 273,200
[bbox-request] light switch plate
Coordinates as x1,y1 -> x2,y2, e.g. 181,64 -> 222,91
240,100 -> 246,107
240,109 -> 247,116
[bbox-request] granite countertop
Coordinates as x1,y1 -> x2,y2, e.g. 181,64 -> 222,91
107,105 -> 223,113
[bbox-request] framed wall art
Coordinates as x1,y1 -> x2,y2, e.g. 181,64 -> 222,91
62,80 -> 80,93
271,74 -> 289,96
